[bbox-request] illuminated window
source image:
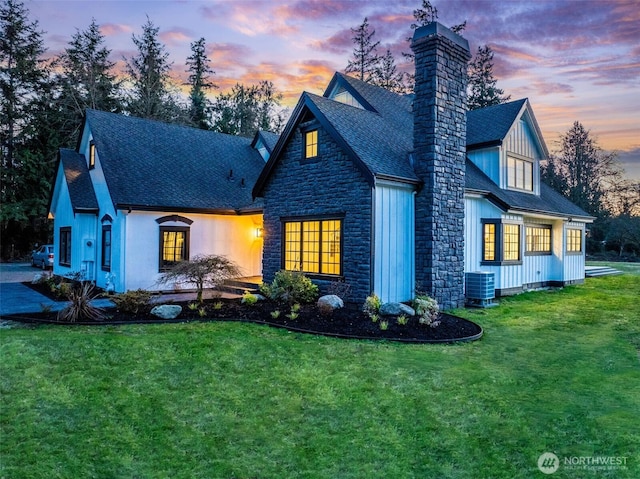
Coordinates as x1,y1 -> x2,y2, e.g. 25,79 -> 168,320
526,226 -> 551,255
503,224 -> 520,261
283,219 -> 342,276
483,223 -> 496,261
89,141 -> 96,169
567,228 -> 582,253
59,227 -> 71,266
101,225 -> 112,271
304,130 -> 318,159
481,220 -> 521,264
159,226 -> 189,270
507,155 -> 533,191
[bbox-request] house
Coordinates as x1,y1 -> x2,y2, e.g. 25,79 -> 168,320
49,110 -> 266,293
253,22 -> 592,308
49,22 -> 592,308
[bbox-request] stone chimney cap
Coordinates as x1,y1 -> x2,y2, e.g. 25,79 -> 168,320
411,21 -> 470,53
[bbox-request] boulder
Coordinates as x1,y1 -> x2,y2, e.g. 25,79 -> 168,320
380,302 -> 415,317
242,293 -> 266,303
151,304 -> 182,319
317,294 -> 344,311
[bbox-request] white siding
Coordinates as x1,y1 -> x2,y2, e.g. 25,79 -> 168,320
563,222 -> 586,282
122,211 -> 263,292
502,118 -> 542,194
467,147 -> 500,184
374,182 -> 415,303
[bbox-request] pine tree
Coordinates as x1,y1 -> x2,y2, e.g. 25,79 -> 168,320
371,49 -> 406,93
402,1 -> 466,91
467,45 -> 510,110
186,37 -> 216,130
0,0 -> 52,257
125,17 -> 182,122
56,18 -> 121,145
344,17 -> 380,83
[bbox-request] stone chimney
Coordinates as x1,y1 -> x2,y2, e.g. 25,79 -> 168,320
411,22 -> 471,310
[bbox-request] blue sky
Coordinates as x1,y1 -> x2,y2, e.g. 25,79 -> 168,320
29,0 -> 640,179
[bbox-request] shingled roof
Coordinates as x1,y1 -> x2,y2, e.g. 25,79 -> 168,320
466,160 -> 592,219
85,109 -> 264,213
59,148 -> 98,212
466,99 -> 527,148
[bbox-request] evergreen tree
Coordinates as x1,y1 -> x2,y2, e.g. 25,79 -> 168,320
125,17 -> 182,122
467,45 -> 510,110
542,121 -> 621,220
186,37 -> 216,129
344,17 -> 380,83
402,1 -> 466,91
371,49 -> 406,93
211,81 -> 284,137
56,18 -> 121,145
0,0 -> 51,258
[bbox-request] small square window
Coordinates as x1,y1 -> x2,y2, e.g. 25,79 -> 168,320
304,130 -> 318,159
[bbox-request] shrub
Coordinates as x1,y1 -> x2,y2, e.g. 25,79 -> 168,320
58,282 -> 106,322
414,294 -> 440,327
362,293 -> 382,319
111,289 -> 153,315
212,301 -> 223,310
270,310 -> 281,319
397,314 -> 408,326
259,270 -> 319,305
241,291 -> 258,306
379,320 -> 389,331
157,254 -> 241,303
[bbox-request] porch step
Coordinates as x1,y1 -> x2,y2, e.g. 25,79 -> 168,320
219,276 -> 262,295
585,266 -> 623,277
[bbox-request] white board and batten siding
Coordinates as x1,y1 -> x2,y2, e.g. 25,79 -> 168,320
467,146 -> 500,185
122,211 -> 263,292
373,181 -> 415,303
521,217 -> 563,286
563,222 -> 586,282
501,118 -> 542,194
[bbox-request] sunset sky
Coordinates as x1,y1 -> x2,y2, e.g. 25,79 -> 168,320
28,0 -> 640,180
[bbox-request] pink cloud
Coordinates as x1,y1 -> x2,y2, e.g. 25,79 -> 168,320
159,28 -> 192,45
100,23 -> 133,37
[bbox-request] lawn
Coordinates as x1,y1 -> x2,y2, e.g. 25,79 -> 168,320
1,274 -> 639,478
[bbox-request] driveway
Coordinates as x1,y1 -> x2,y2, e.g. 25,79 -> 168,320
0,262 -> 113,317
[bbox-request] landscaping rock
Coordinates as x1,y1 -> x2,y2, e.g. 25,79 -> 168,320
242,293 -> 266,303
380,302 -> 415,317
151,304 -> 182,319
317,295 -> 344,311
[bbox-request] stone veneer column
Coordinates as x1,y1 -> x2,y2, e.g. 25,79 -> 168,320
411,22 -> 471,310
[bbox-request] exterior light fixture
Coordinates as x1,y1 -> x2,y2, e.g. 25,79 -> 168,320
256,227 -> 263,238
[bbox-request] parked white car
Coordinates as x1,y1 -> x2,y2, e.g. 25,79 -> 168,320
31,245 -> 54,270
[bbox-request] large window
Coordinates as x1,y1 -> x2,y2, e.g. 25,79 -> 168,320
567,228 -> 583,253
526,225 -> 551,255
507,155 -> 533,191
304,130 -> 318,159
59,227 -> 71,266
482,221 -> 521,264
159,226 -> 189,271
101,225 -> 112,271
283,218 -> 342,276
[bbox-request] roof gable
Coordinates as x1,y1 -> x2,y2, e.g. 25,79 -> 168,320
85,109 -> 264,213
58,148 -> 99,213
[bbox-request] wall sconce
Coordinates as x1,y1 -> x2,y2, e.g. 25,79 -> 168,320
255,227 -> 263,238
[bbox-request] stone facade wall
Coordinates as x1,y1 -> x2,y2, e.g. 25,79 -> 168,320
261,119 -> 373,303
411,23 -> 471,310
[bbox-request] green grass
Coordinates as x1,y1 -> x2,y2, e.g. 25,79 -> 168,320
2,275 -> 639,478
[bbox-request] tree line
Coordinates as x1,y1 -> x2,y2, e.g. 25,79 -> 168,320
0,0 -> 285,258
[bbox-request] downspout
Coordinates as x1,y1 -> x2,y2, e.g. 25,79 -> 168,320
370,184 -> 376,298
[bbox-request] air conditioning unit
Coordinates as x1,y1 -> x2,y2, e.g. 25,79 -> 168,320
465,272 -> 496,308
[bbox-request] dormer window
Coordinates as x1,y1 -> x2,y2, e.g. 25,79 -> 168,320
89,141 -> 96,170
304,130 -> 318,159
507,154 -> 533,191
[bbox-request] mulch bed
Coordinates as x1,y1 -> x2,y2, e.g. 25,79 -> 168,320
16,282 -> 483,343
